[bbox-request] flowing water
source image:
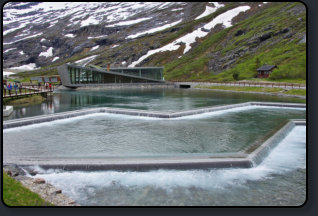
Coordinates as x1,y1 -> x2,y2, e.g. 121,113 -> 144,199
26,126 -> 306,206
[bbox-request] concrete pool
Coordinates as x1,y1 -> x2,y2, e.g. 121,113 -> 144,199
2,88 -> 307,206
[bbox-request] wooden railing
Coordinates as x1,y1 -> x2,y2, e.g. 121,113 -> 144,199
3,83 -> 57,98
171,81 -> 305,89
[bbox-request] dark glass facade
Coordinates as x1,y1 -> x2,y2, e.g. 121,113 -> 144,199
67,65 -> 163,84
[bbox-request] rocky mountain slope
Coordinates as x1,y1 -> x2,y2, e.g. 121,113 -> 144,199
2,2 -> 306,82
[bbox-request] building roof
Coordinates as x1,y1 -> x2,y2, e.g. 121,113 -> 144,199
257,65 -> 277,71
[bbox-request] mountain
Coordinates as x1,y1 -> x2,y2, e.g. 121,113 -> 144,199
2,2 -> 306,82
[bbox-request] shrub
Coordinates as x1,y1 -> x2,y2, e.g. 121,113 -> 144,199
232,71 -> 240,80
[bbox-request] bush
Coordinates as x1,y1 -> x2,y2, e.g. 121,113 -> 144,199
232,71 -> 239,81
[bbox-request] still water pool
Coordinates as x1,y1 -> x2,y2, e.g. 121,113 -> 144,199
3,106 -> 305,160
4,88 -> 305,120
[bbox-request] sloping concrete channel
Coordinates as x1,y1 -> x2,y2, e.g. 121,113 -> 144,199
3,102 -> 306,171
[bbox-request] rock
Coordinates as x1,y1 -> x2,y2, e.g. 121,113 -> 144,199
259,32 -> 273,42
33,178 -> 46,184
3,164 -> 26,177
28,170 -> 39,176
95,38 -> 114,46
283,32 -> 294,39
51,189 -> 62,195
280,28 -> 290,34
201,28 -> 210,33
299,34 -> 306,43
273,28 -> 290,37
234,29 -> 245,37
263,24 -> 273,31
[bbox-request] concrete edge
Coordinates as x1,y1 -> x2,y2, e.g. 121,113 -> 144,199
3,105 -> 14,117
3,102 -> 306,129
5,157 -> 253,171
248,119 -> 306,166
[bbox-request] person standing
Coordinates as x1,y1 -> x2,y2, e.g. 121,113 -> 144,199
19,83 -> 22,94
3,83 -> 7,96
7,83 -> 12,96
14,83 -> 18,95
49,83 -> 52,91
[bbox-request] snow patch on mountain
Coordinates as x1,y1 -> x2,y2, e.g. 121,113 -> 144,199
52,57 -> 60,62
65,34 -> 76,38
39,47 -> 53,58
9,63 -> 38,71
129,6 -> 250,67
74,55 -> 99,66
195,2 -> 224,20
106,17 -> 152,27
126,19 -> 183,39
90,45 -> 100,51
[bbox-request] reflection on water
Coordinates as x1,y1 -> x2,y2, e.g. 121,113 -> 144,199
4,88 -> 306,120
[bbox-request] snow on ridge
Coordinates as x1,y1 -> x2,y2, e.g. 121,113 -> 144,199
9,63 -> 38,71
158,2 -> 174,9
4,48 -> 17,53
52,57 -> 60,62
74,55 -> 98,67
39,47 -> 53,58
80,16 -> 101,27
3,32 -> 43,45
195,2 -> 225,20
3,23 -> 27,36
203,6 -> 250,29
65,34 -> 76,38
88,35 -> 108,39
90,45 -> 100,51
3,71 -> 15,77
106,17 -> 152,27
129,6 -> 251,67
126,19 -> 183,39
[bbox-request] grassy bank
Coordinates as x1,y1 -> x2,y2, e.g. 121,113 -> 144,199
3,95 -> 46,106
3,170 -> 53,206
196,85 -> 306,96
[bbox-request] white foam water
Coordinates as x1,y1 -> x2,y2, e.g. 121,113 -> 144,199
31,126 -> 305,205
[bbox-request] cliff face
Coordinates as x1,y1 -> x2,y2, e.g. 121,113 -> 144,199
3,2 -> 306,81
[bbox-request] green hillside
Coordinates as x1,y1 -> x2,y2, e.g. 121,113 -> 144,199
161,2 -> 306,82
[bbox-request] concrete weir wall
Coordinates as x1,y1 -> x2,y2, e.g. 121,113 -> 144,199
2,102 -> 305,129
3,102 -> 306,171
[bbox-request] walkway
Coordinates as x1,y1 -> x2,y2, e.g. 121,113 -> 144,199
3,85 -> 55,99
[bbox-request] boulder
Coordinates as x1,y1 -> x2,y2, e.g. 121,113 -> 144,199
259,32 -> 273,42
3,164 -> 26,177
33,178 -> 46,184
234,29 -> 245,37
